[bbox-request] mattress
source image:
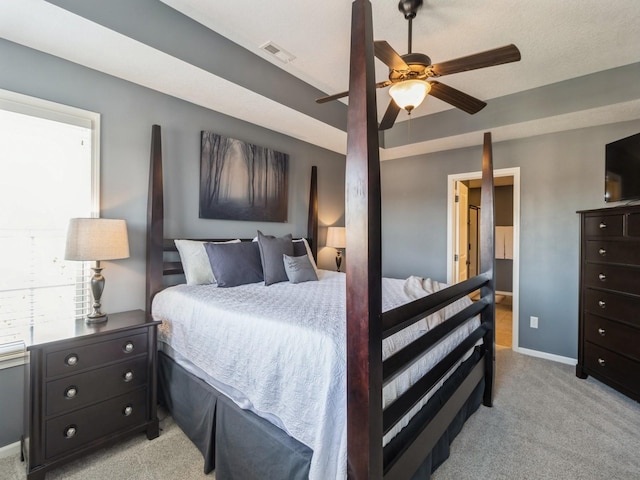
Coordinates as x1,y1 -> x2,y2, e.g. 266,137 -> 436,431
152,270 -> 479,480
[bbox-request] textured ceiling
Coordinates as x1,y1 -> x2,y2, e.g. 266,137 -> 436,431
163,0 -> 640,118
1,0 -> 640,159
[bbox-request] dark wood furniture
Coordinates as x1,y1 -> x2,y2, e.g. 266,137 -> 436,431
146,2 -> 496,478
22,310 -> 160,480
576,205 -> 640,402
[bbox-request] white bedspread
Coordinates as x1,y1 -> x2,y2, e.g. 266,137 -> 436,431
153,270 -> 479,480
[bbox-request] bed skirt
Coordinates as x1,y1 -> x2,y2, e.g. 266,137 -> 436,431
157,348 -> 484,480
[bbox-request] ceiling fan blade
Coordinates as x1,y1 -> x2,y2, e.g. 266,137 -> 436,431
428,81 -> 487,114
316,90 -> 349,104
316,81 -> 391,104
374,41 -> 409,71
379,100 -> 401,130
429,44 -> 521,77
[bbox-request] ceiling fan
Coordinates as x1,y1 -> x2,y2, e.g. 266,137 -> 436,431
316,0 -> 522,130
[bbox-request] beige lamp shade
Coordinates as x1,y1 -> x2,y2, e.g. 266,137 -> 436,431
65,218 -> 130,261
326,226 -> 346,249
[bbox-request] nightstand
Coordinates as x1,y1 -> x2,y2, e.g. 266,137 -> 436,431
21,310 -> 161,480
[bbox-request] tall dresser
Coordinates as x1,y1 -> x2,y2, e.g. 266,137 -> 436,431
576,205 -> 640,402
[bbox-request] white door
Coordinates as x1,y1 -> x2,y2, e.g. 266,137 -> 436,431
454,181 -> 469,283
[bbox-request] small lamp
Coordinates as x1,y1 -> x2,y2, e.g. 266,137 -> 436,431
65,218 -> 130,324
326,226 -> 346,272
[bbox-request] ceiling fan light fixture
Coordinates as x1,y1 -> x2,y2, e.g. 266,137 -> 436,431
389,79 -> 431,113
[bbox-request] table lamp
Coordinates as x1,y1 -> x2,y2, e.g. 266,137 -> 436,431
326,226 -> 346,272
65,218 -> 130,324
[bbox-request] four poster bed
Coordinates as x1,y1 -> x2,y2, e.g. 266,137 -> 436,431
145,1 -> 496,478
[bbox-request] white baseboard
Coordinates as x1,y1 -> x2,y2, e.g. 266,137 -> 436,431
0,440 -> 20,459
514,346 -> 577,366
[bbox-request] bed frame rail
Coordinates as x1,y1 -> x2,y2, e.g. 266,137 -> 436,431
382,273 -> 490,338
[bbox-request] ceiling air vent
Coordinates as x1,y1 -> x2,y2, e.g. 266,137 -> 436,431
260,41 -> 296,64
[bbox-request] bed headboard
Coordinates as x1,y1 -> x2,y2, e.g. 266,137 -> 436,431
144,124 -> 318,316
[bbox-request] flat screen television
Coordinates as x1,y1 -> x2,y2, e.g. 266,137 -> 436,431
605,132 -> 640,202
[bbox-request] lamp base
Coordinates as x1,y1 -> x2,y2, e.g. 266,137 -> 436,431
335,250 -> 343,272
85,312 -> 108,324
87,261 -> 108,324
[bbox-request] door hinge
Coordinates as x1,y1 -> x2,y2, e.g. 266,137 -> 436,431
455,195 -> 459,203
454,254 -> 459,261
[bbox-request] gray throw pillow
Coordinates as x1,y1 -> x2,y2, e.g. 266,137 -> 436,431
204,241 -> 263,287
283,254 -> 318,284
257,230 -> 294,286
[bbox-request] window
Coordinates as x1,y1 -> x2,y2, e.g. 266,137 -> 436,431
0,89 -> 100,350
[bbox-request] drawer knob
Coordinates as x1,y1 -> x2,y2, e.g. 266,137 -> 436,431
598,248 -> 607,256
598,273 -> 607,281
64,425 -> 77,438
599,222 -> 607,229
123,370 -> 134,382
123,342 -> 135,353
598,328 -> 606,336
65,386 -> 78,399
597,358 -> 606,367
598,300 -> 606,308
65,354 -> 79,367
123,405 -> 133,417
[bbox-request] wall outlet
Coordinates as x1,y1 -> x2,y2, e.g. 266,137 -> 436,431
530,316 -> 539,329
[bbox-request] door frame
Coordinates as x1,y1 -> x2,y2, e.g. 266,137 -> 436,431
446,167 -> 521,350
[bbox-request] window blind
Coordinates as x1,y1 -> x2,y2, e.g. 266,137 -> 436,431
0,90 -> 99,348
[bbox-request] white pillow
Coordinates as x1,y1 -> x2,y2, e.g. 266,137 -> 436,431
174,239 -> 240,285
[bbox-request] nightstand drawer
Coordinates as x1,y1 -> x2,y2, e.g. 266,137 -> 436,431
584,343 -> 640,396
46,331 -> 148,378
584,314 -> 640,361
46,356 -> 149,416
584,214 -> 623,237
583,263 -> 640,296
585,240 -> 640,266
45,388 -> 147,460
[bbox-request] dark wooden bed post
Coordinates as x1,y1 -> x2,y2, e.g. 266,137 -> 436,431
345,0 -> 383,478
145,124 -> 163,318
479,132 -> 496,406
307,166 -> 318,260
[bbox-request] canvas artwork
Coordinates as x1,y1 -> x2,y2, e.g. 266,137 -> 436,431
199,131 -> 289,222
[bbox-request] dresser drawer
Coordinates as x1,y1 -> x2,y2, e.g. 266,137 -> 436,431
585,240 -> 640,266
46,331 -> 148,378
45,388 -> 147,460
46,356 -> 149,416
583,289 -> 640,328
584,343 -> 640,396
584,214 -> 623,237
583,263 -> 640,296
584,314 -> 640,361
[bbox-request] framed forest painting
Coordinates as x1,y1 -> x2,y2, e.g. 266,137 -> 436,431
199,131 -> 289,222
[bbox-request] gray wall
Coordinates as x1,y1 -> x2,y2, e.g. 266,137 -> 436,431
0,38 -> 345,448
381,119 -> 640,359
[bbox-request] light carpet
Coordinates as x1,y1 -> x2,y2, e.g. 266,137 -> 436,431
2,347 -> 639,479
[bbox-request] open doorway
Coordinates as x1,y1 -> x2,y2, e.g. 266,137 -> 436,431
447,168 -> 520,350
